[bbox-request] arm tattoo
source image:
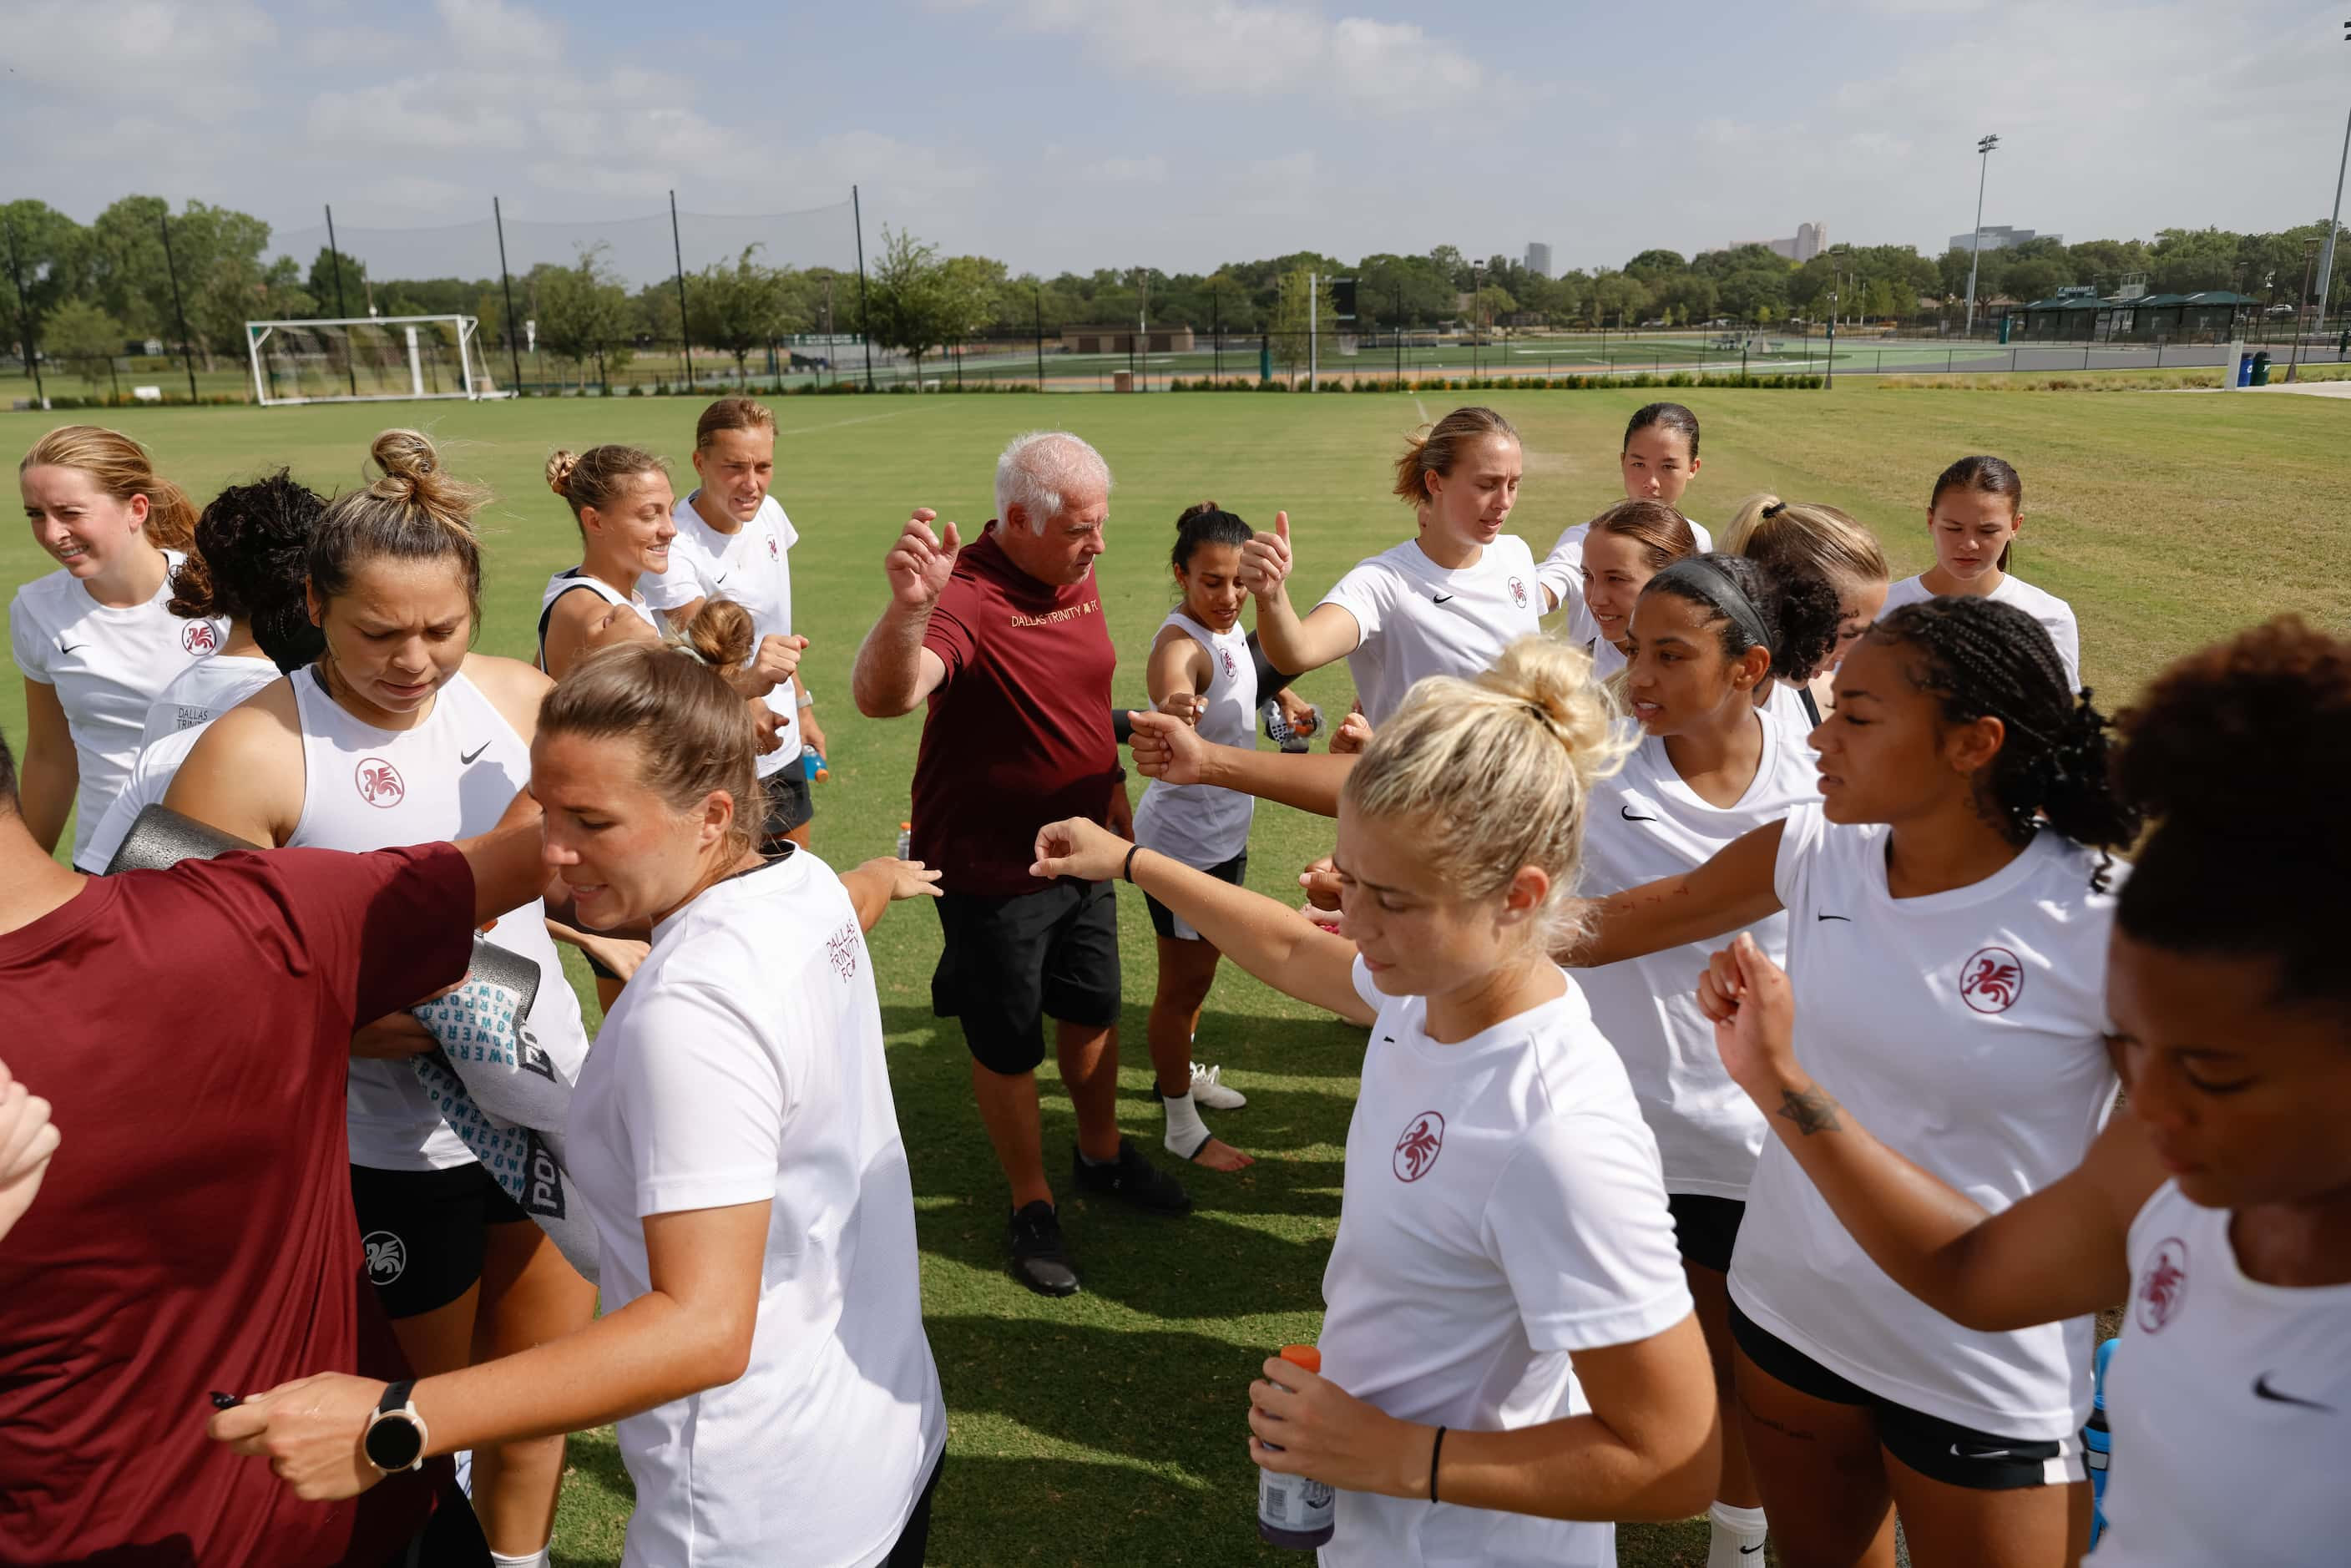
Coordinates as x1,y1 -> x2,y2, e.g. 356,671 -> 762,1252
1775,1085 -> 1844,1136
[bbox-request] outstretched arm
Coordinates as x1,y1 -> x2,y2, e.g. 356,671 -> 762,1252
1033,817 -> 1373,1026
1563,821 -> 1786,968
1701,933 -> 2151,1331
1240,513 -> 1362,677
1128,710 -> 1356,818
851,510 -> 958,717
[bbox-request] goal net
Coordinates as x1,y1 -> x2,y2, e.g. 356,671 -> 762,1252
245,316 -> 498,406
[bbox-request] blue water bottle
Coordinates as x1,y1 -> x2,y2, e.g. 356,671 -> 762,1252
801,742 -> 829,782
2084,1336 -> 2116,1547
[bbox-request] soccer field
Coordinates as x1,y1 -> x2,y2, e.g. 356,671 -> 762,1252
4,388 -> 2346,1565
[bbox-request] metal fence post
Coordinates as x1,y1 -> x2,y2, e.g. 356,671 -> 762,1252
324,204 -> 356,396
157,210 -> 200,402
669,190 -> 692,392
3,216 -> 47,407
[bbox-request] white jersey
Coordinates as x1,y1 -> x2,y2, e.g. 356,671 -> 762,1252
641,493 -> 799,776
288,665 -> 589,1171
1577,718 -> 1820,1198
1317,959 -> 1691,1568
1882,572 -> 2081,691
2089,1181 -> 2351,1567
8,553 -> 225,868
1532,515 -> 1713,612
1132,611 -> 1256,877
536,568 -> 658,674
137,651 -> 276,752
87,658 -> 282,872
1731,804 -> 2124,1438
1318,534 -> 1543,726
1761,680 -> 1821,737
569,850 -> 948,1568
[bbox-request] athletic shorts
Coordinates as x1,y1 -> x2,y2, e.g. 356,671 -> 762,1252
1727,1300 -> 2086,1490
1667,1192 -> 1744,1274
1144,851 -> 1248,941
759,756 -> 814,844
932,880 -> 1120,1075
350,1161 -> 528,1320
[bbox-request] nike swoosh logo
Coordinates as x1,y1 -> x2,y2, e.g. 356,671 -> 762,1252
460,742 -> 492,766
1433,594 -> 1455,604
58,642 -> 84,655
1949,1443 -> 2012,1459
1818,913 -> 1852,922
1620,805 -> 1656,822
1740,1547 -> 1764,1557
2254,1373 -> 2338,1413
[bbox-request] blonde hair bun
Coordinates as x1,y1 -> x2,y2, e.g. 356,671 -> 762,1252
545,448 -> 580,498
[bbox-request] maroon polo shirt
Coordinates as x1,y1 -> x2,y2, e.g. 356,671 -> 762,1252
911,524 -> 1119,896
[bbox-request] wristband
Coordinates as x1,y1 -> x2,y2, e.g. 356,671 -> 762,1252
796,688 -> 815,709
1428,1425 -> 1447,1505
1121,845 -> 1141,884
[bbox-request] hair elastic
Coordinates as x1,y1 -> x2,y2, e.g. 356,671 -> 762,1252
1761,500 -> 1787,519
1651,557 -> 1774,655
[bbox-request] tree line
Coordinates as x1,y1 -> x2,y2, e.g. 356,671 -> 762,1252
7,194 -> 2348,388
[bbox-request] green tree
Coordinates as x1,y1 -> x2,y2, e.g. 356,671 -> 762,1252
1469,284 -> 1517,335
306,246 -> 367,316
536,245 -> 633,390
689,245 -> 800,382
862,227 -> 996,380
3,200 -> 91,375
43,299 -> 124,387
1267,266 -> 1339,377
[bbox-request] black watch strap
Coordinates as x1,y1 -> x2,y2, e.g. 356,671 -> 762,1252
378,1378 -> 415,1417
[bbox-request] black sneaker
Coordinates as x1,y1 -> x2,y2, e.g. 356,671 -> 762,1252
1072,1137 -> 1194,1216
1007,1201 -> 1080,1297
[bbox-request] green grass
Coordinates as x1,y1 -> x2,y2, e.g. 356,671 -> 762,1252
4,390 -> 2347,1565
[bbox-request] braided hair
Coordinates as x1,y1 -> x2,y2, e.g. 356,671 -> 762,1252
167,470 -> 330,674
2111,617 -> 2350,1009
1868,597 -> 2138,885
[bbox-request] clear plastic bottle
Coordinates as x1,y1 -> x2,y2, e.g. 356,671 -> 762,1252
1257,1344 -> 1336,1549
896,822 -> 913,860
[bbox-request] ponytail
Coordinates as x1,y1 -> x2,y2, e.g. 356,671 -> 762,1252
18,424 -> 195,550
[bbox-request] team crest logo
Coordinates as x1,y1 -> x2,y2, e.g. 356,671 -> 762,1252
1959,947 -> 2024,1014
1392,1110 -> 1445,1182
1221,646 -> 1238,678
1508,576 -> 1529,609
181,621 -> 219,655
2135,1237 -> 2188,1333
354,757 -> 406,807
766,531 -> 779,560
362,1231 -> 407,1285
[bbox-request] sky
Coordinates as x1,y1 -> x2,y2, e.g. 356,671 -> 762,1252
4,0 -> 2348,284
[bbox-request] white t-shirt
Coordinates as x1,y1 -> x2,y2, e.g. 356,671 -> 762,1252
1576,718 -> 1820,1198
1731,804 -> 2125,1438
641,493 -> 800,776
536,568 -> 659,674
136,650 -> 274,752
1881,573 -> 2081,691
1316,959 -> 1692,1568
8,554 -> 226,868
1132,610 -> 1257,880
1317,535 -> 1543,726
1532,515 -> 1714,612
569,850 -> 948,1568
87,658 -> 282,871
2089,1181 -> 2351,1567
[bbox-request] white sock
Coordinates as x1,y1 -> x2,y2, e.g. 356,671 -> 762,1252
1706,1501 -> 1767,1566
488,1548 -> 551,1568
1161,1087 -> 1211,1159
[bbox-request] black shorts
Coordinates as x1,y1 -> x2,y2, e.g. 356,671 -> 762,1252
350,1161 -> 528,1320
1668,1192 -> 1744,1274
1727,1300 -> 2085,1490
933,880 -> 1121,1075
759,756 -> 814,843
1143,851 -> 1248,941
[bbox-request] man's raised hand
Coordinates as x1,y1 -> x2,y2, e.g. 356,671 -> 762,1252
1238,510 -> 1292,597
885,508 -> 962,612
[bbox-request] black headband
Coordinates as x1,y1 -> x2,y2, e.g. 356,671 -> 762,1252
1649,557 -> 1773,656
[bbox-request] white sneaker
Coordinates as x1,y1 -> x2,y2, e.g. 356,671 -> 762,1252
1189,1061 -> 1246,1109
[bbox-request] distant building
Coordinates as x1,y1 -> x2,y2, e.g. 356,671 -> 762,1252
1951,225 -> 2061,254
1740,221 -> 1828,262
1524,242 -> 1553,278
1059,323 -> 1197,355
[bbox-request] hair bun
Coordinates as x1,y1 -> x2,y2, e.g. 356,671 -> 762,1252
680,597 -> 757,671
1475,637 -> 1632,796
363,427 -> 488,539
1176,500 -> 1221,527
545,449 -> 580,499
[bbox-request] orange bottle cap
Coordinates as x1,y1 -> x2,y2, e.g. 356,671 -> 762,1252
1278,1344 -> 1320,1373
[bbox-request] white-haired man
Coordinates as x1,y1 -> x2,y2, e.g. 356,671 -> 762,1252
852,432 -> 1190,1297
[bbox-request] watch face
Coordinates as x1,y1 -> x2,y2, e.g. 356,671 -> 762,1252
365,1414 -> 424,1472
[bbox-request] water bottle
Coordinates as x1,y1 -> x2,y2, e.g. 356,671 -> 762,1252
801,743 -> 829,782
1257,1345 -> 1336,1549
2085,1336 -> 2116,1547
896,822 -> 913,861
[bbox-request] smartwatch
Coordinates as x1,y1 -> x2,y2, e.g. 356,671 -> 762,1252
362,1380 -> 430,1474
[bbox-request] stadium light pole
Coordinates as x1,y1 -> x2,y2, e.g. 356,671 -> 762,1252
2310,21 -> 2351,361
1963,133 -> 2000,336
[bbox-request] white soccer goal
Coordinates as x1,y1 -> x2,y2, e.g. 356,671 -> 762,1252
245,315 -> 502,407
